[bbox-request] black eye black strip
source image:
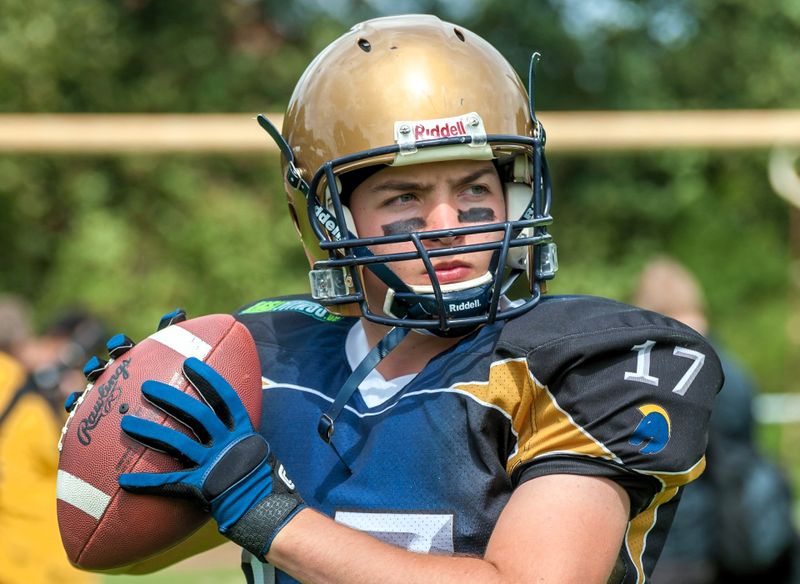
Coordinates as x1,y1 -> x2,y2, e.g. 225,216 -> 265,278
458,208 -> 496,223
381,217 -> 427,235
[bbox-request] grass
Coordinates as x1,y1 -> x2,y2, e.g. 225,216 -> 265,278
103,567 -> 242,584
101,542 -> 243,584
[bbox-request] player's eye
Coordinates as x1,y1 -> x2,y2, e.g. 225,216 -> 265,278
384,193 -> 417,206
462,184 -> 489,197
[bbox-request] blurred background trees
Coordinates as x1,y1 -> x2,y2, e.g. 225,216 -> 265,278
1,0 -> 798,394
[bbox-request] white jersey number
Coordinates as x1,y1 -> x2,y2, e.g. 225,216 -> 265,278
624,340 -> 705,396
334,510 -> 455,554
241,510 -> 455,583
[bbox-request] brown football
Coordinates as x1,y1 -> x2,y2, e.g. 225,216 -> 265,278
56,313 -> 262,570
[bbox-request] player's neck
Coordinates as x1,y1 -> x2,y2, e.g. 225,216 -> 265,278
360,318 -> 461,380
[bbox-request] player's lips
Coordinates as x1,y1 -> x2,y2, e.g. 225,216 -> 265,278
431,261 -> 472,283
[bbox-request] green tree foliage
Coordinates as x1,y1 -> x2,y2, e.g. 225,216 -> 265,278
0,0 -> 797,392
0,0 -> 344,338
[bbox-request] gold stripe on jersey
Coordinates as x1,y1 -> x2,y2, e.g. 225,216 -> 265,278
520,379 -> 618,470
452,358 -> 535,471
624,457 -> 706,582
452,358 -> 617,475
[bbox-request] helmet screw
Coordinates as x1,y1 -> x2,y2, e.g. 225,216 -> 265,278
467,115 -> 480,127
399,124 -> 411,135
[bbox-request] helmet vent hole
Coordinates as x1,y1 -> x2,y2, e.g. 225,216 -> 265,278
357,38 -> 371,52
454,28 -> 465,42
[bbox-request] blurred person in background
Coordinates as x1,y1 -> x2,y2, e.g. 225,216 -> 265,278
634,257 -> 799,584
0,295 -> 104,584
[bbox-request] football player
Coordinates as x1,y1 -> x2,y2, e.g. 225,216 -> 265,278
106,14 -> 722,583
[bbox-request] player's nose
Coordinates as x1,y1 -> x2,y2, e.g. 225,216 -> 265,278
425,200 -> 463,245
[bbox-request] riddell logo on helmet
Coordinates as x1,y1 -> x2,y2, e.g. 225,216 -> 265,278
414,120 -> 468,141
395,113 -> 484,147
449,299 -> 482,312
315,205 -> 342,240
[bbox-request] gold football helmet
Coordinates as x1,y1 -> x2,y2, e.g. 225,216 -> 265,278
258,14 -> 556,335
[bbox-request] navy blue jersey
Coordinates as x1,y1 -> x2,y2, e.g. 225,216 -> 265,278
235,295 -> 723,583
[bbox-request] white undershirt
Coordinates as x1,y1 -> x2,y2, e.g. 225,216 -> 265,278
345,320 -> 418,408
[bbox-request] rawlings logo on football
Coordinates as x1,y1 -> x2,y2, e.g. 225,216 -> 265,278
77,358 -> 131,446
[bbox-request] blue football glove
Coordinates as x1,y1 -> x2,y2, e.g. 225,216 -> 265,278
118,357 -> 305,557
66,309 -> 187,411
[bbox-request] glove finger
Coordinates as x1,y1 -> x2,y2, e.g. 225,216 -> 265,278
106,333 -> 136,359
141,379 -> 228,443
82,356 -> 108,382
121,414 -> 207,466
64,389 -> 84,413
182,357 -> 251,431
157,308 -> 187,331
119,467 -> 194,495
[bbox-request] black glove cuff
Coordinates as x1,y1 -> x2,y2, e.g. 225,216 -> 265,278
224,455 -> 305,557
226,492 -> 305,557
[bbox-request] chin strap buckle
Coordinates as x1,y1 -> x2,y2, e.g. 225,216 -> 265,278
317,414 -> 335,443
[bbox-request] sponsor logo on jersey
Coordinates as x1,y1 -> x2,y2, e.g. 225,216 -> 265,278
240,299 -> 343,322
629,404 -> 671,455
76,358 -> 131,446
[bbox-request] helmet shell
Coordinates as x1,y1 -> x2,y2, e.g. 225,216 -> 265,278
280,14 -> 534,264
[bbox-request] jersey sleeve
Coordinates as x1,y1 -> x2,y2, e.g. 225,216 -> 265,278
504,296 -> 724,514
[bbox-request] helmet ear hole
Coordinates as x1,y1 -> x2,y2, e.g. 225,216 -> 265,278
505,182 -> 532,270
323,176 -> 358,237
342,205 -> 358,237
505,182 -> 531,222
324,176 -> 344,207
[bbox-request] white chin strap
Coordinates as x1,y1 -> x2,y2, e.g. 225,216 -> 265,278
382,271 -> 493,319
407,271 -> 493,294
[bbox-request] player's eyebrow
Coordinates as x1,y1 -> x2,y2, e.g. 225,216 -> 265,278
371,179 -> 432,193
368,167 -> 496,193
448,167 -> 496,188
